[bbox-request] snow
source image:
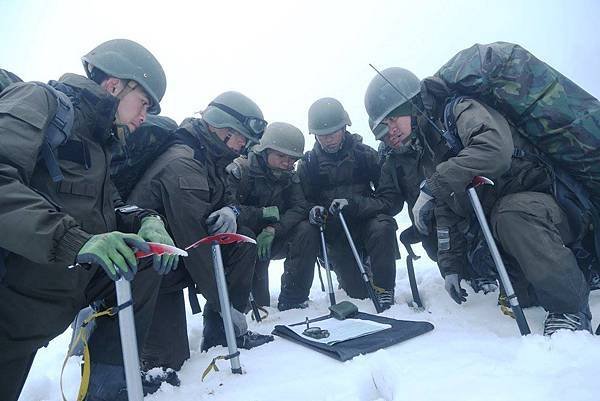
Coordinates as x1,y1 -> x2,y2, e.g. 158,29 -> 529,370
19,223 -> 600,401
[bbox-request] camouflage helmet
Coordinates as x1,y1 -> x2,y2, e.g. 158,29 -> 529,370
82,39 -> 166,114
369,117 -> 389,140
364,67 -> 421,128
202,91 -> 266,144
253,122 -> 305,158
307,97 -> 352,136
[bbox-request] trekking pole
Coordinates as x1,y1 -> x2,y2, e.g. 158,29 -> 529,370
399,227 -> 424,309
186,233 -> 258,374
467,176 -> 531,335
115,278 -> 144,401
337,211 -> 383,313
248,292 -> 262,323
319,225 -> 336,307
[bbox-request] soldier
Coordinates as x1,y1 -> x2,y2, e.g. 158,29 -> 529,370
0,39 -> 177,401
227,122 -> 319,310
364,67 -> 592,334
127,91 -> 274,370
298,98 -> 399,310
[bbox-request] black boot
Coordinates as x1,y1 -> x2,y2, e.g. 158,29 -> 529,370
201,308 -> 274,351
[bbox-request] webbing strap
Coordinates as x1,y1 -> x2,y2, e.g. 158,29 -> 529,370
201,351 -> 241,381
60,308 -> 115,401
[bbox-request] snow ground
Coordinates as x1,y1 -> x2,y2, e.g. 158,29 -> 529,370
20,242 -> 600,401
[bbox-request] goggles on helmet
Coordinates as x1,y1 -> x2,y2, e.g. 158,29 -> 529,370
209,102 -> 267,138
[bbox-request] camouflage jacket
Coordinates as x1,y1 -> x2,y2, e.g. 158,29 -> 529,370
226,151 -> 309,238
297,132 -> 385,220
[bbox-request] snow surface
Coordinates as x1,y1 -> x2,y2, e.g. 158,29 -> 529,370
19,222 -> 600,401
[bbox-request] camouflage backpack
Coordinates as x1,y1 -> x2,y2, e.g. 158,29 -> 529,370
431,42 -> 600,208
428,42 -> 600,265
110,114 -> 178,199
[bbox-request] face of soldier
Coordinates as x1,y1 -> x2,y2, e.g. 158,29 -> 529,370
213,127 -> 248,154
316,129 -> 344,153
266,149 -> 299,171
103,77 -> 151,134
115,86 -> 151,133
383,115 -> 412,149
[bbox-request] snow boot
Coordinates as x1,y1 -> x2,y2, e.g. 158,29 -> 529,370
201,308 -> 273,351
374,287 -> 395,311
142,367 -> 180,394
469,277 -> 498,294
277,300 -> 309,311
543,312 -> 592,336
589,269 -> 600,291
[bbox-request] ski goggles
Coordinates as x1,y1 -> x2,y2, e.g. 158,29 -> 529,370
209,102 -> 267,138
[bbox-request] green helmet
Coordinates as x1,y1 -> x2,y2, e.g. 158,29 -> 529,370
202,91 -> 266,144
82,39 -> 166,114
253,122 -> 305,158
307,97 -> 351,136
369,117 -> 389,140
364,67 -> 421,128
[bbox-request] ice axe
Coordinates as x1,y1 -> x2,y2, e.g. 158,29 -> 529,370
398,227 -> 424,309
116,242 -> 188,401
186,233 -> 257,374
318,225 -> 336,307
335,209 -> 383,313
467,176 -> 531,335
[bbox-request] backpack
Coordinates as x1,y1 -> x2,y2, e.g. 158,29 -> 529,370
0,69 -> 76,279
110,114 -> 179,199
428,43 -> 600,268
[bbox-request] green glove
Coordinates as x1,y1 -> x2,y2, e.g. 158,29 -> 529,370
76,232 -> 150,281
138,216 -> 179,275
262,206 -> 280,224
256,227 -> 275,261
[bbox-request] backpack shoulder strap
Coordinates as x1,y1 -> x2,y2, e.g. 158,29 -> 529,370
441,95 -> 467,157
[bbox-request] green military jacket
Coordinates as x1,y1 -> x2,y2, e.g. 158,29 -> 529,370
297,132 -> 385,220
226,151 -> 309,238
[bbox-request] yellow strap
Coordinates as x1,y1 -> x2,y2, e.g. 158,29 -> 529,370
201,355 -> 224,381
60,308 -> 116,401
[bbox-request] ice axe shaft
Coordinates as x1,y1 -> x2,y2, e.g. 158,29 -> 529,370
319,225 -> 336,307
115,278 -> 144,401
467,176 -> 531,335
337,211 -> 383,313
399,227 -> 424,309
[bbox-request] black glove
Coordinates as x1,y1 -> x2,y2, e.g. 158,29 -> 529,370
444,273 -> 468,304
309,206 -> 326,226
329,198 -> 349,216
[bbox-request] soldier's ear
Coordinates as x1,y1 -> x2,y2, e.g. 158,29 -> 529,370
101,77 -> 125,96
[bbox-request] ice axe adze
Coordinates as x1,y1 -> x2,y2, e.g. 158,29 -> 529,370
467,176 -> 531,336
186,233 -> 257,374
336,211 -> 383,313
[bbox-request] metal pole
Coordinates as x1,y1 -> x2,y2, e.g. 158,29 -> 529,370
115,278 -> 144,401
338,212 -> 383,313
319,226 -> 336,307
210,241 -> 242,374
399,228 -> 424,309
466,184 -> 531,335
248,292 -> 262,323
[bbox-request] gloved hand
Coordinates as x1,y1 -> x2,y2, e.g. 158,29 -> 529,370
412,181 -> 435,235
329,199 -> 349,216
206,206 -> 238,234
76,232 -> 150,281
138,216 -> 179,275
256,227 -> 275,261
262,206 -> 280,224
309,206 -> 326,226
444,273 -> 468,304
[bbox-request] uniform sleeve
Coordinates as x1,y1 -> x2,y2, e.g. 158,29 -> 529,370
426,99 -> 513,205
0,83 -> 92,264
349,146 -> 390,219
273,178 -> 310,238
373,156 -> 406,217
225,169 -> 264,231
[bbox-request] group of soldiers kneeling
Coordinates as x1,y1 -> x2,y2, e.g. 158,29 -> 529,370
1,38 -> 598,401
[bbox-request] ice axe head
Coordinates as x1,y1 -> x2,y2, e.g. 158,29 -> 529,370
185,233 -> 257,250
134,242 -> 188,259
469,176 -> 494,189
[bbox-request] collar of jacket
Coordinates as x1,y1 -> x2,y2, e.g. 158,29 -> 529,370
178,117 -> 239,165
248,150 -> 292,183
313,131 -> 361,161
57,73 -> 119,145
